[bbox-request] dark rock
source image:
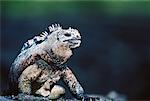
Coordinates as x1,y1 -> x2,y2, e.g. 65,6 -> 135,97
0,94 -> 112,101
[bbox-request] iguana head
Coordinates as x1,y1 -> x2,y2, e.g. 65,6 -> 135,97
57,27 -> 81,49
48,24 -> 81,49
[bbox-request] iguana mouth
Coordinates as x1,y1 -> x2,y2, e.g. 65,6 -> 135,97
69,39 -> 80,44
63,39 -> 81,44
63,38 -> 81,49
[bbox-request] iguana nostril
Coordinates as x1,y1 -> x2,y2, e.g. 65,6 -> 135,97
76,35 -> 81,39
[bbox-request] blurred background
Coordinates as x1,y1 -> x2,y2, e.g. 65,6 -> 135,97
1,0 -> 150,100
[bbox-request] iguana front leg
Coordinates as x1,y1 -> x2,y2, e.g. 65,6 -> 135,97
18,62 -> 42,94
62,67 -> 86,99
18,59 -> 50,94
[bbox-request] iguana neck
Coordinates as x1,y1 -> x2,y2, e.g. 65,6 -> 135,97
46,42 -> 72,65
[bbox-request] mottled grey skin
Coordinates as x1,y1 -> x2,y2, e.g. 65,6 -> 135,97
9,24 -> 85,100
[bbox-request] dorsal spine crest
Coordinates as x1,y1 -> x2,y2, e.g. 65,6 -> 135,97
21,24 -> 62,51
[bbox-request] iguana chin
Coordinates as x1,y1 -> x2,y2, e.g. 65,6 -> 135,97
9,24 -> 87,100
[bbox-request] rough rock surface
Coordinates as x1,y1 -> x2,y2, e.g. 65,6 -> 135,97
0,91 -> 127,101
0,94 -> 112,101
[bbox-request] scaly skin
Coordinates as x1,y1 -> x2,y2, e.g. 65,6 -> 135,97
9,24 -> 86,100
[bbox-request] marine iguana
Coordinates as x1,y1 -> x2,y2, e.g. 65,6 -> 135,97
9,24 -> 87,100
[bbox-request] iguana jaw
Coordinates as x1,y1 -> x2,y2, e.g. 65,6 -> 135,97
51,42 -> 73,64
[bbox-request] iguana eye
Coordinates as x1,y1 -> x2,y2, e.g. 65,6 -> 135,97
64,33 -> 71,37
